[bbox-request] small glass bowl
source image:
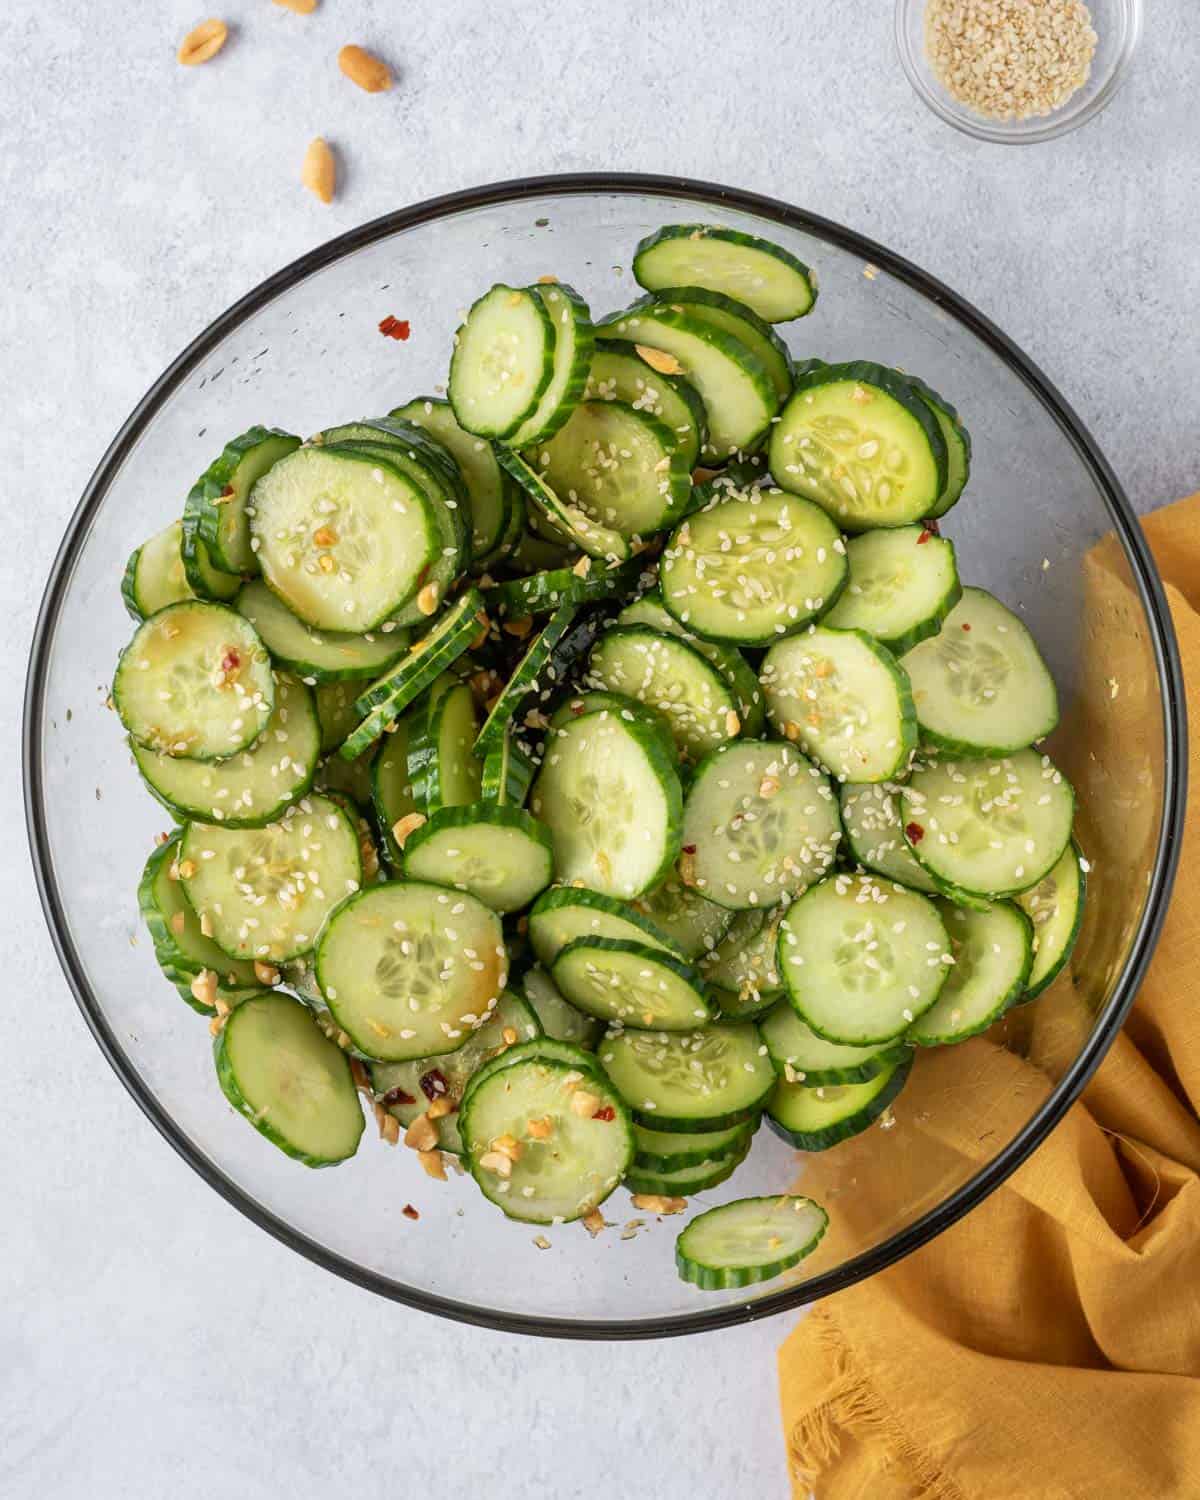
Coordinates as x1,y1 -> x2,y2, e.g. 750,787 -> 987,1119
895,0 -> 1141,144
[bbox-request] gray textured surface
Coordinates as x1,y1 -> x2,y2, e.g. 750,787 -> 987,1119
2,3 -> 1197,1497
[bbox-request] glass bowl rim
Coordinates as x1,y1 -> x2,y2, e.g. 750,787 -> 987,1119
23,171 -> 1187,1340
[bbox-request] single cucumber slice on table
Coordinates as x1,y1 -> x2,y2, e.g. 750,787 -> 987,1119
180,793 -> 362,963
675,1195 -> 829,1291
901,587 -> 1059,755
840,781 -> 938,893
908,900 -> 1033,1045
448,283 -> 556,439
407,676 -> 482,812
459,1050 -> 633,1223
660,486 -> 847,646
769,361 -> 947,529
900,749 -> 1075,898
759,1005 -> 911,1086
552,938 -> 713,1030
823,525 -> 960,654
630,869 -> 734,961
529,707 -> 683,898
315,880 -> 507,1060
249,446 -> 436,632
633,1117 -> 757,1173
497,449 -> 631,563
473,601 -> 599,758
393,397 -> 514,561
185,426 -> 301,576
681,739 -> 842,910
633,224 -> 818,323
767,1054 -> 912,1151
113,600 -> 274,760
368,989 -> 541,1155
599,1023 -> 774,1130
901,372 -> 971,518
122,520 -> 194,620
700,907 -> 786,1004
518,964 -> 604,1050
236,578 -> 409,682
586,339 -> 707,471
587,624 -> 741,760
401,802 -> 554,914
760,626 -> 918,783
214,990 -> 364,1167
528,884 -> 682,967
131,673 -> 319,827
640,287 -> 793,401
504,281 -> 594,447
779,873 -> 950,1044
624,1140 -> 752,1197
480,731 -> 536,808
1014,841 -> 1087,1002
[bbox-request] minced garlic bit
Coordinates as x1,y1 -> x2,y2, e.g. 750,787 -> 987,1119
925,0 -> 1097,122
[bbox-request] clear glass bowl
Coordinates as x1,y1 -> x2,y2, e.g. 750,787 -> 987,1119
895,0 -> 1142,143
24,174 -> 1185,1338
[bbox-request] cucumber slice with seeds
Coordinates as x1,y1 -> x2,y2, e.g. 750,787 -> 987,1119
505,281 -> 594,447
402,802 -> 554,914
315,880 -> 507,1061
236,579 -> 409,683
393,397 -> 513,561
122,520 -> 195,620
625,1140 -> 752,1197
901,587 -> 1059,756
547,690 -> 678,764
641,287 -> 793,401
759,1005 -> 911,1086
186,426 -> 301,576
407,677 -> 482,813
633,225 -> 817,323
767,1054 -> 912,1151
449,283 -> 556,440
552,938 -> 713,1030
824,526 -> 961,654
901,749 -> 1075,898
779,873 -> 950,1045
630,870 -> 734,960
700,907 -> 785,1003
660,486 -> 847,647
681,739 -> 842,910
598,1023 -> 773,1129
769,361 -> 948,530
633,1117 -> 757,1172
518,964 -> 604,1050
840,781 -> 938,892
1015,841 -> 1086,1001
675,1195 -> 829,1291
481,731 -> 536,808
131,674 -> 319,827
528,885 -> 682,967
180,793 -> 362,963
114,600 -> 275,760
908,900 -> 1032,1045
761,626 -> 918,784
214,990 -> 364,1167
497,449 -> 631,563
586,339 -> 707,471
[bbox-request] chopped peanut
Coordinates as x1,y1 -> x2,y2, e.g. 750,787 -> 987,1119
418,1149 -> 447,1180
492,1133 -> 523,1162
391,812 -> 427,849
502,615 -> 533,639
526,1115 -> 553,1140
478,1149 -> 513,1178
501,1027 -> 519,1046
312,525 -> 338,547
254,960 -> 281,987
404,1114 -> 439,1152
169,911 -> 186,935
724,709 -> 741,737
569,1090 -> 602,1119
177,859 -> 197,879
426,1095 -> 454,1121
189,969 -> 218,1010
417,583 -> 440,616
635,344 -> 684,375
581,1208 -> 607,1237
758,775 -> 781,799
630,1194 -> 687,1215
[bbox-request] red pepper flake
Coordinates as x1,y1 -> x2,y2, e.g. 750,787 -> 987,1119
905,822 -> 925,844
916,529 -> 933,545
378,315 -> 411,341
681,844 -> 697,855
961,622 -> 972,631
402,1204 -> 420,1221
419,1068 -> 448,1100
220,649 -> 241,673
593,1105 -> 616,1122
380,1085 -> 417,1108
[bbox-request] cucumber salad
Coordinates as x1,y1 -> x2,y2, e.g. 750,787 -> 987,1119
115,222 -> 1085,1292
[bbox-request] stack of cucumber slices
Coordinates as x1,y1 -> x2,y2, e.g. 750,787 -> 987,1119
115,221 -> 1086,1293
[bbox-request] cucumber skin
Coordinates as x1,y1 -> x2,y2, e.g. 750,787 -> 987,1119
711,985 -> 784,1023
589,338 -> 709,470
624,1137 -> 752,1197
529,884 -> 685,965
762,1024 -> 913,1087
908,903 -> 1033,1047
235,583 -> 410,684
1015,841 -> 1087,1004
121,525 -> 193,622
632,1118 -> 758,1173
481,734 -> 536,808
632,225 -> 818,324
553,937 -> 715,1030
631,1099 -> 767,1136
460,1037 -> 607,1114
187,426 -> 301,577
486,555 -> 646,618
449,284 -> 557,440
828,530 -> 963,657
638,286 -> 794,399
180,515 -> 242,601
675,1196 -> 830,1291
506,281 -> 595,448
406,681 -> 479,815
496,448 -> 631,564
898,372 -> 972,519
401,802 -> 555,914
132,730 -> 317,831
213,999 -> 364,1168
766,1053 -> 913,1152
473,601 -> 594,759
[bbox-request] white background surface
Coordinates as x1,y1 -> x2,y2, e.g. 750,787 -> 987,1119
3,4 -> 1198,1497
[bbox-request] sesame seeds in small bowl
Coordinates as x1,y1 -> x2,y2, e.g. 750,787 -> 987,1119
894,0 -> 1141,144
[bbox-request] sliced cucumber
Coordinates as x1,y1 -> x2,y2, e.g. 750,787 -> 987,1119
902,373 -> 971,518
505,281 -> 594,447
393,397 -> 512,561
481,731 -> 536,808
900,749 -> 1075,898
518,964 -> 604,1050
461,1036 -> 606,1105
840,781 -> 938,893
824,525 -> 961,654
486,554 -> 647,618
769,362 -> 947,530
314,744 -> 376,810
497,449 -> 631,563
630,870 -> 734,960
901,587 -> 1059,755
586,339 -> 707,471
1015,841 -> 1087,1001
371,716 -> 417,862
236,578 -> 409,683
625,1140 -> 751,1197
530,400 -> 691,539
180,516 -> 243,602
402,803 -> 554,914
779,873 -> 950,1044
767,1054 -> 911,1151
699,907 -> 785,1003
710,986 -> 783,1024
642,287 -> 792,401
249,446 -> 436,632
596,303 -> 779,461
675,1195 -> 829,1291
214,990 -> 363,1166
598,1023 -> 773,1130
474,601 -> 597,758
180,794 -> 362,963
314,680 -> 362,752
122,520 -> 194,620
131,674 -> 318,827
681,740 -> 842,910
759,1005 -> 911,1086
368,989 -> 541,1155
660,486 -> 847,647
449,283 -> 556,440
552,938 -> 712,1030
407,677 -> 482,812
761,626 -> 918,783
908,900 -> 1032,1046
186,426 -> 301,576
587,624 -> 740,760
633,1117 -> 756,1172
459,1052 -> 633,1223
528,885 -> 681,968
633,224 -> 817,324
315,880 -> 507,1060
547,689 -> 678,763
113,600 -> 275,760
529,707 -> 683,898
